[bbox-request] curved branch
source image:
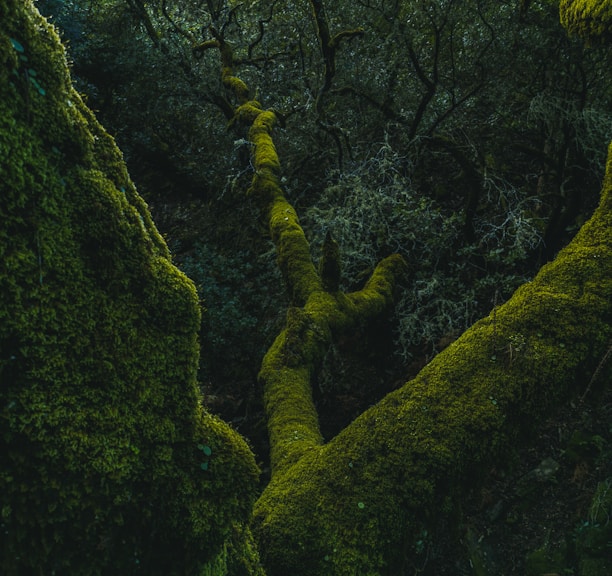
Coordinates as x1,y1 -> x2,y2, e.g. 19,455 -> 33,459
203,32 -> 407,480
407,28 -> 439,139
310,0 -> 364,114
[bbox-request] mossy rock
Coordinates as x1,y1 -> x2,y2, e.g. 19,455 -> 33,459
0,1 -> 260,574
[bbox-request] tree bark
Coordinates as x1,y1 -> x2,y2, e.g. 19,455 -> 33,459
206,21 -> 612,576
252,146 -> 611,575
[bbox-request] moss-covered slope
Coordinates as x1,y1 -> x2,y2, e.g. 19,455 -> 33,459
0,1 -> 259,574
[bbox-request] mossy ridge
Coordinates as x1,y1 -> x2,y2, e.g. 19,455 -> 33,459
251,145 -> 612,575
559,0 -> 612,44
0,1 -> 260,574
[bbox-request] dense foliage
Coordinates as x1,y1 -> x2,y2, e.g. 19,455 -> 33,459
39,0 -> 612,394
4,0 -> 612,573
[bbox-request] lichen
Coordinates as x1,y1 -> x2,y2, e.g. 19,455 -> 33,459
0,1 -> 260,574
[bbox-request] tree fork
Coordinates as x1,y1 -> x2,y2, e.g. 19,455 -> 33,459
203,29 -> 406,477
253,147 -> 612,575
204,16 -> 612,576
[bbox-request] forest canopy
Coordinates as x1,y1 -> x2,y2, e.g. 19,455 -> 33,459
42,0 -> 612,370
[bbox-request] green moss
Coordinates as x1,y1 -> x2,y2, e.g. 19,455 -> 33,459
220,42 -> 250,104
246,107 -> 323,305
215,49 -> 408,498
560,0 -> 612,44
0,1 -> 260,574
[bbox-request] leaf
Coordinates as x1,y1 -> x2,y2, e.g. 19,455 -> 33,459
10,38 -> 25,53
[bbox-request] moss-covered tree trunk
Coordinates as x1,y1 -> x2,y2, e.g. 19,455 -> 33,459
202,9 -> 612,576
0,2 -> 260,574
251,157 -> 611,573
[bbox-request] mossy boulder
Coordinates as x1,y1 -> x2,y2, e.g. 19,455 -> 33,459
0,1 -> 260,574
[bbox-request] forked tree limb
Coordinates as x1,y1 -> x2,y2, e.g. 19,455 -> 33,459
204,19 -> 612,576
253,147 -> 612,575
205,33 -> 406,478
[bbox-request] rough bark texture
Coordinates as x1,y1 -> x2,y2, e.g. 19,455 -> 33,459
252,145 -> 612,575
0,2 -> 260,574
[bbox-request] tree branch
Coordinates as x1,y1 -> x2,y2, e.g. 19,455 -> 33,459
310,0 -> 364,114
253,145 -> 612,573
204,32 -> 407,479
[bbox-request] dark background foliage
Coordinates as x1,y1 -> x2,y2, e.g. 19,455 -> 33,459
36,0 -> 612,442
